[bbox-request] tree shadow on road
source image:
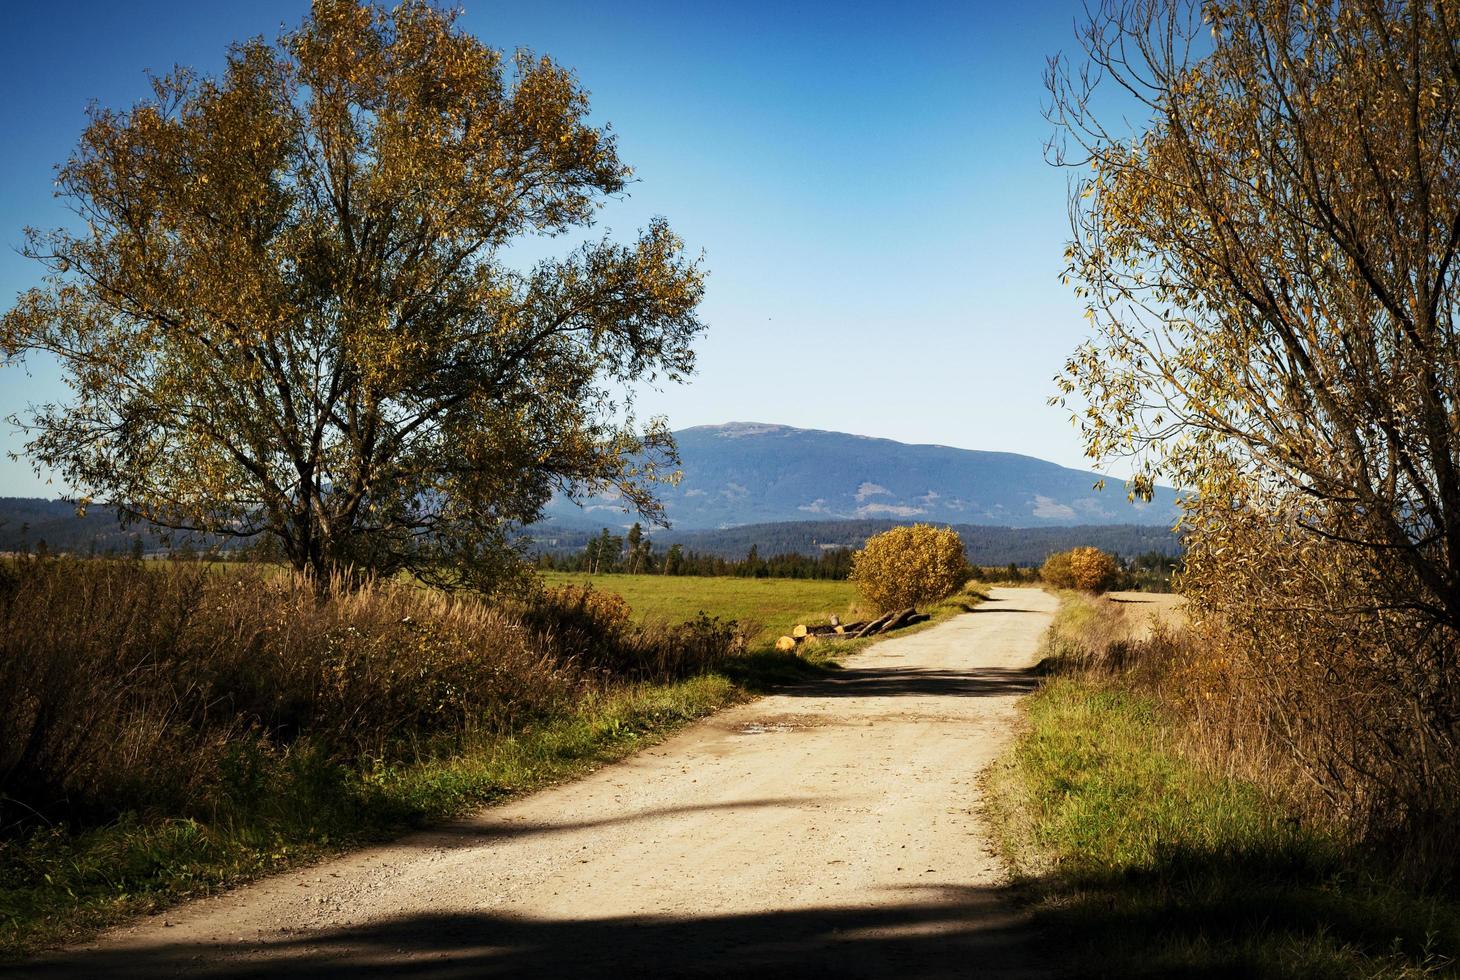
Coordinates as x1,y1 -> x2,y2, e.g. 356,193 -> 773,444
410,797 -> 825,844
24,884 -> 1048,979
778,665 -> 1039,699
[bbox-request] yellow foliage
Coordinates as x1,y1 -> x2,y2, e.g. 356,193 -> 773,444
850,524 -> 967,614
1041,547 -> 1120,593
0,0 -> 704,594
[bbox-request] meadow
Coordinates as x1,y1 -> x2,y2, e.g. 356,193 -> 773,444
540,571 -> 861,645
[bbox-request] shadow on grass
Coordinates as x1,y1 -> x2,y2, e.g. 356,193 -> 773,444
1020,843 -> 1460,979
25,884 -> 1046,979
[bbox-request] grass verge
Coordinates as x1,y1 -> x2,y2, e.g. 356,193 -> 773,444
987,593 -> 1460,979
2,673 -> 746,956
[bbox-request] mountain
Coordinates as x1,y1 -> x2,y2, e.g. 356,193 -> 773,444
544,422 -> 1180,530
0,497 -> 166,554
0,424 -> 1179,556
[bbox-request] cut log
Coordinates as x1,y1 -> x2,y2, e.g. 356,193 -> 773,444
906,613 -> 930,626
880,607 -> 918,633
791,624 -> 809,639
854,611 -> 896,639
775,635 -> 797,652
833,624 -> 846,635
806,624 -> 839,636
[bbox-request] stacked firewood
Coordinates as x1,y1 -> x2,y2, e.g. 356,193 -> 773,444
773,609 -> 930,653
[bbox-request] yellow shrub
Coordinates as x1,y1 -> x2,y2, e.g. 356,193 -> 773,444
1040,550 -> 1074,588
850,525 -> 967,613
1041,546 -> 1120,593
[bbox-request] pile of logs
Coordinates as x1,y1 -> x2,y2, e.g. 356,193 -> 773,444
774,608 -> 930,653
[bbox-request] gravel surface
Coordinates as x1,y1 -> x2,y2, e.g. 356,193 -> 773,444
23,587 -> 1058,979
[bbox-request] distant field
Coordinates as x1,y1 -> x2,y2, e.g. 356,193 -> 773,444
540,571 -> 861,643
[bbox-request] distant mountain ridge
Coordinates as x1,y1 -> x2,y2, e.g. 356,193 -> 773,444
545,422 -> 1180,530
0,497 -> 164,554
0,423 -> 1180,555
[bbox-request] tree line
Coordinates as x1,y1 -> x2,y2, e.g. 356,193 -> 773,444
534,523 -> 856,579
531,521 -> 1180,587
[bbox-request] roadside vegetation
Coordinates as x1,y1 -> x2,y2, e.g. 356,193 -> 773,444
0,556 -> 801,955
0,552 -> 981,956
990,591 -> 1460,978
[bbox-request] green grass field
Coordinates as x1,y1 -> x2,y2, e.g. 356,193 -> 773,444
541,572 -> 862,644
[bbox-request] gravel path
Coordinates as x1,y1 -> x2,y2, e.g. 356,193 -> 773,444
24,587 -> 1058,979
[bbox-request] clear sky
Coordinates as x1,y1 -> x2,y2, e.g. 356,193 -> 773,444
0,0 -> 1103,498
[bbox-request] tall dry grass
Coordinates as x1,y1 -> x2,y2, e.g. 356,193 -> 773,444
1042,593 -> 1318,794
1040,581 -> 1460,887
1000,592 -> 1460,977
0,557 -> 747,831
1177,499 -> 1460,885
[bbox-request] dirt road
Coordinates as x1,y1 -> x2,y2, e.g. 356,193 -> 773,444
25,587 -> 1058,979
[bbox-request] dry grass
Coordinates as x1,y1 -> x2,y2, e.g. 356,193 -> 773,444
988,589 -> 1460,978
0,558 -> 748,827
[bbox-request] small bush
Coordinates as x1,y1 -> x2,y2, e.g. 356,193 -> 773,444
850,524 -> 968,614
1040,546 -> 1120,593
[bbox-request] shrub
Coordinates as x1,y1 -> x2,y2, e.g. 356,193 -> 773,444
850,524 -> 967,613
521,583 -> 745,680
1041,547 -> 1120,593
1039,550 -> 1075,589
1180,498 -> 1460,883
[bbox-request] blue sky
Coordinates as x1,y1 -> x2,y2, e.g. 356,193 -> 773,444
0,0 -> 1101,497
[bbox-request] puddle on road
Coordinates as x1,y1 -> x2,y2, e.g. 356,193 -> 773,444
738,722 -> 797,735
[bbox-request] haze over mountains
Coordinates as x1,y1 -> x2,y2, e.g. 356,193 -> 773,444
545,422 -> 1181,531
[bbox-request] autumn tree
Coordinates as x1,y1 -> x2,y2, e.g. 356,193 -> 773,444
1050,0 -> 1460,625
1050,0 -> 1460,860
1,0 -> 704,592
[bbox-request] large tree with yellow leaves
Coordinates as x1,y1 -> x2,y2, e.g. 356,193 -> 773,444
1050,0 -> 1460,854
1051,0 -> 1460,627
2,0 -> 705,590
